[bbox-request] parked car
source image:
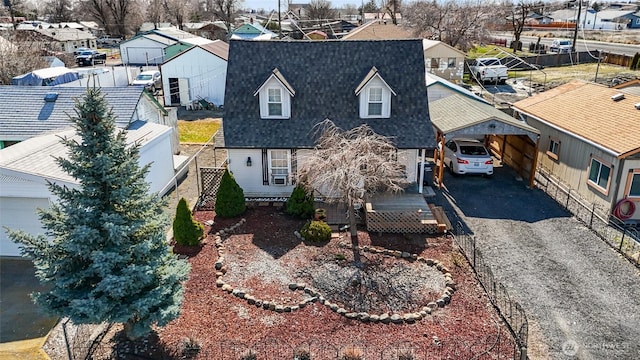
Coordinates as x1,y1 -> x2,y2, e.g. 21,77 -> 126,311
441,138 -> 493,176
73,47 -> 91,56
131,71 -> 162,93
468,57 -> 508,84
75,50 -> 107,67
550,39 -> 572,54
97,36 -> 123,48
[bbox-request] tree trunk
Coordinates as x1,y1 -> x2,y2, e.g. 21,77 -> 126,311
348,200 -> 357,239
123,320 -> 139,341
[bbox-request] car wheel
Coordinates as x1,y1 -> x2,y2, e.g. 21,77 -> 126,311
150,86 -> 155,94
448,162 -> 458,176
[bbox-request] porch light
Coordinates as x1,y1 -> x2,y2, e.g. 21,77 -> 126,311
246,157 -> 252,167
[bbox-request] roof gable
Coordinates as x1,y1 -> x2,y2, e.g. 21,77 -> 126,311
512,80 -> 640,158
354,66 -> 396,96
253,68 -> 296,97
223,40 -> 433,149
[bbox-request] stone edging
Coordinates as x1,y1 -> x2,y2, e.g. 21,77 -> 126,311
212,219 -> 456,324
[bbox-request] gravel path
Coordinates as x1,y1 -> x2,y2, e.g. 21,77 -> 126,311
433,166 -> 640,359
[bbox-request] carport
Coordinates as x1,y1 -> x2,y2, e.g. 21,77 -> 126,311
429,93 -> 540,188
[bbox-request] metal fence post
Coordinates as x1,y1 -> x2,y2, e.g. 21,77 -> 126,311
619,228 -> 627,252
589,203 -> 595,229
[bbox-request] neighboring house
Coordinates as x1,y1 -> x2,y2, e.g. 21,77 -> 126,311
512,80 -> 640,223
119,27 -> 212,65
222,39 -> 434,198
582,9 -> 635,30
17,27 -> 97,53
620,11 -> 640,29
0,86 -> 179,154
230,22 -> 277,40
0,121 -> 178,257
183,21 -> 228,40
425,72 -> 487,104
306,30 -> 328,40
341,20 -> 412,40
613,78 -> 640,95
160,40 -> 229,108
422,40 -> 466,82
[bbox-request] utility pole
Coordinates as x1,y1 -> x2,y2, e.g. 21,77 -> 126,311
572,0 -> 581,53
278,0 -> 282,37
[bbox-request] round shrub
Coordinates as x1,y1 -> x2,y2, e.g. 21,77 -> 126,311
173,197 -> 204,246
215,169 -> 246,218
300,220 -> 332,243
286,184 -> 314,219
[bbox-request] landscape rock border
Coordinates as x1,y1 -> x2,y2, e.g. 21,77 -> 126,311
213,219 -> 456,324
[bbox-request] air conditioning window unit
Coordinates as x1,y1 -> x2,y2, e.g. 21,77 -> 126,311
272,174 -> 288,186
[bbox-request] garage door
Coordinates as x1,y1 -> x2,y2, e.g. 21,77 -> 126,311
0,197 -> 50,257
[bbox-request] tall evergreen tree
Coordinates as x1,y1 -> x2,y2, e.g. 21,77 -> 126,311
6,87 -> 190,340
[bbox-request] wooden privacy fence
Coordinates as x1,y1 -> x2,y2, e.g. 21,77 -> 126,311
600,51 -> 636,68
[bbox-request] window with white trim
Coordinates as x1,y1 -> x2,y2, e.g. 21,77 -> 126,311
629,172 -> 640,197
269,150 -> 290,185
368,87 -> 383,116
267,88 -> 282,116
587,157 -> 611,192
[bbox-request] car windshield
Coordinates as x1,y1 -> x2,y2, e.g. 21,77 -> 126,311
79,51 -> 93,55
136,75 -> 152,80
481,59 -> 500,66
558,40 -> 571,45
460,145 -> 488,156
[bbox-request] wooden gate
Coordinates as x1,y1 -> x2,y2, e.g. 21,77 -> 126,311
196,167 -> 226,210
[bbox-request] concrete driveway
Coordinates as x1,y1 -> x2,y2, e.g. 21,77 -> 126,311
432,166 -> 640,359
0,258 -> 57,343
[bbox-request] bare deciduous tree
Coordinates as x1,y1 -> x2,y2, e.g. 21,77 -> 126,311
507,0 -> 533,53
0,35 -> 48,85
403,0 -> 491,51
43,0 -> 74,23
307,0 -> 335,21
383,0 -> 401,25
163,0 -> 192,30
298,120 -> 409,239
77,0 -> 136,37
213,0 -> 241,39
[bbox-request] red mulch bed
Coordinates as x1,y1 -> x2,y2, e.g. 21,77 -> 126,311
110,205 -> 515,359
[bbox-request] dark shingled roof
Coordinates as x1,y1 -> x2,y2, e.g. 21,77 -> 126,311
0,86 -> 145,141
223,39 -> 434,149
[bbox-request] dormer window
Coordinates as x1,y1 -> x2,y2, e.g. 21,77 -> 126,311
268,88 -> 283,116
355,66 -> 396,119
368,87 -> 383,116
254,68 -> 295,119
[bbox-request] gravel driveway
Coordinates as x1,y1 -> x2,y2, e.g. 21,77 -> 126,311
433,166 -> 640,359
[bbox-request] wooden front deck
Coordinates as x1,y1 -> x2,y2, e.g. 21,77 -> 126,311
365,193 -> 439,234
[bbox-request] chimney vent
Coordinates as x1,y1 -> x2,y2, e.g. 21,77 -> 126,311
611,93 -> 625,102
44,92 -> 58,102
635,103 -> 640,110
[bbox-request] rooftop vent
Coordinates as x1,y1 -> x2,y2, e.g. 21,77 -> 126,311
635,103 -> 640,110
44,92 -> 58,102
611,93 -> 625,102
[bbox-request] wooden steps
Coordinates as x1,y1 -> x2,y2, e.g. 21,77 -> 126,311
429,204 -> 453,233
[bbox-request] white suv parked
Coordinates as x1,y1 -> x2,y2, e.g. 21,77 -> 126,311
441,139 -> 494,177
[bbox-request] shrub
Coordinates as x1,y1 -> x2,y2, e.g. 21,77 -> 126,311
301,220 -> 332,243
286,184 -> 314,219
398,350 -> 414,360
241,350 -> 257,360
173,198 -> 204,246
215,169 -> 246,218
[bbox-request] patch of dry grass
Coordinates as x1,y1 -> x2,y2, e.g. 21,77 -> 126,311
524,63 -> 639,86
178,119 -> 221,144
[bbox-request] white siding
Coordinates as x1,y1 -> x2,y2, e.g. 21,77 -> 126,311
161,47 -> 228,107
137,129 -> 176,195
0,197 -> 50,256
120,38 -> 167,65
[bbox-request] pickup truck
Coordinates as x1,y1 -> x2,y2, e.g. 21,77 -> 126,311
468,57 -> 509,84
75,50 -> 107,67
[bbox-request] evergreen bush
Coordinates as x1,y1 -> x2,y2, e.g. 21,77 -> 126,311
173,198 -> 204,246
631,53 -> 640,71
215,169 -> 246,218
285,184 -> 314,219
300,220 -> 332,242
